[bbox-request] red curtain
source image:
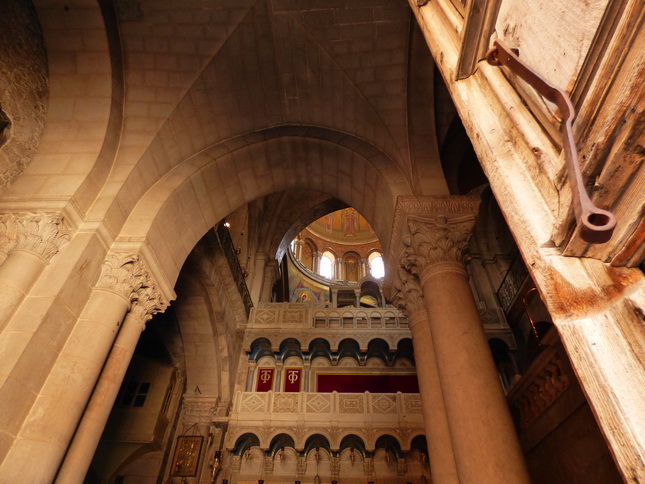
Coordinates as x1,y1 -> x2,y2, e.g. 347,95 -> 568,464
316,374 -> 419,393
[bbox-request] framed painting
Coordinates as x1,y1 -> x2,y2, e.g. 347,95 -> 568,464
170,435 -> 203,477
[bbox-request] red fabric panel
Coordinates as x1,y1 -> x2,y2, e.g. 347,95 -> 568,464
284,368 -> 302,392
256,368 -> 274,392
316,374 -> 419,393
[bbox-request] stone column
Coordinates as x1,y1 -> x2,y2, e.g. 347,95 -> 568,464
397,197 -> 529,484
354,289 -> 361,308
0,252 -> 165,483
56,286 -> 167,482
312,252 -> 321,273
294,239 -> 304,259
0,213 -> 70,332
391,266 -> 458,484
359,259 -> 368,279
335,259 -> 345,281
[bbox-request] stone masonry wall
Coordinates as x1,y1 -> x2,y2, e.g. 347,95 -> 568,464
0,0 -> 48,193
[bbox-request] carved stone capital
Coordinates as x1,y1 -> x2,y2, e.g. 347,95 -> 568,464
96,253 -> 149,302
130,284 -> 169,322
0,212 -> 71,261
182,396 -> 218,424
401,215 -> 476,275
390,265 -> 423,316
385,195 -> 479,295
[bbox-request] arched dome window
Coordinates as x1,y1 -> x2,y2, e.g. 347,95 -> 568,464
319,251 -> 335,279
368,252 -> 385,279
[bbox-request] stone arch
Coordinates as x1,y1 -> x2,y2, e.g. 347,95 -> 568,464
172,268 -> 232,401
267,433 -> 296,457
249,337 -> 273,361
116,134 -> 411,291
338,434 -> 368,456
8,0 -> 121,214
374,434 -> 404,458
303,433 -> 332,456
233,432 -> 262,455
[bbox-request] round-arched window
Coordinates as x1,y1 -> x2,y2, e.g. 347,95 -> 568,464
319,251 -> 335,279
368,252 -> 385,279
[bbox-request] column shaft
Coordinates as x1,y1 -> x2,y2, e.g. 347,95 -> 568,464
0,250 -> 47,332
420,261 -> 529,484
55,310 -> 146,482
408,309 -> 459,484
0,289 -> 129,483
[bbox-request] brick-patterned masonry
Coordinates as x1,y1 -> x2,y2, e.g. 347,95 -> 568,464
0,0 -> 48,194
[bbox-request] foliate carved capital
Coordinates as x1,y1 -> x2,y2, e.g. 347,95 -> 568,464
0,212 -> 71,261
130,284 -> 169,322
401,215 -> 476,275
97,253 -> 148,302
390,266 -> 423,316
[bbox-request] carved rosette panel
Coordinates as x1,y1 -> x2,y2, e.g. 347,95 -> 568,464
402,394 -> 423,414
306,393 -> 332,413
338,394 -> 364,413
282,309 -> 305,325
240,393 -> 268,413
371,394 -> 397,414
272,393 -> 299,413
0,212 -> 70,261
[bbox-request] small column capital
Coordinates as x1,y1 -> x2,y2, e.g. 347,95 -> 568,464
97,252 -> 170,312
390,266 -> 423,317
130,284 -> 169,323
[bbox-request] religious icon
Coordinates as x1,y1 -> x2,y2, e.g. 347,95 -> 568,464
171,436 -> 203,477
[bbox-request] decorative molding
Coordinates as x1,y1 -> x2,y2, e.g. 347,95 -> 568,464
0,212 -> 71,261
182,397 -> 219,424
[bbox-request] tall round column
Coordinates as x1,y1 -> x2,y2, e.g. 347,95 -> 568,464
402,213 -> 529,484
0,213 -> 69,332
391,267 -> 458,484
0,253 -> 167,483
56,287 -> 165,482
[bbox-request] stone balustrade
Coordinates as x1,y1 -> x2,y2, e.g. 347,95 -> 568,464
248,302 -> 409,329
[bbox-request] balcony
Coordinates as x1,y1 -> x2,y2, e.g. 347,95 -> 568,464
225,391 -> 424,449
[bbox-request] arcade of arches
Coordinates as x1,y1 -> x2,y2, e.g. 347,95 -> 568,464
0,1 -> 643,483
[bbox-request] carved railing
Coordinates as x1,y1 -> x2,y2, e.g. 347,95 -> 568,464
216,223 -> 253,317
226,391 -> 424,449
496,251 -> 529,313
249,303 -> 408,329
